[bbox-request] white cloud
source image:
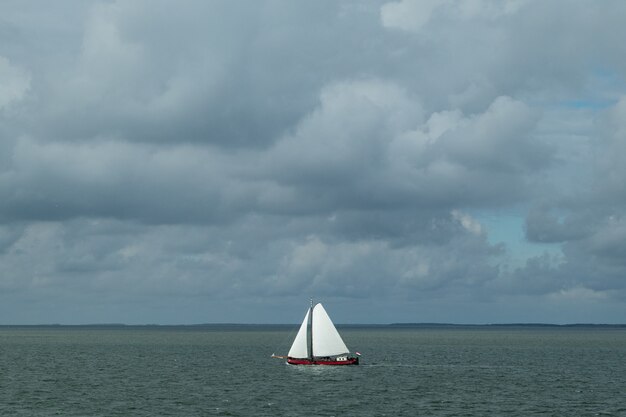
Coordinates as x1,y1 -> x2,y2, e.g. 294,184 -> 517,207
452,210 -> 483,236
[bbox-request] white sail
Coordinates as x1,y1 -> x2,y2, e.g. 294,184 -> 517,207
288,307 -> 310,358
311,303 -> 349,357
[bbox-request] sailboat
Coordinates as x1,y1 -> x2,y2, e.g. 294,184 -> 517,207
273,301 -> 359,365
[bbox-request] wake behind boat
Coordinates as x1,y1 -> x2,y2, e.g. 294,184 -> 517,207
273,301 -> 359,365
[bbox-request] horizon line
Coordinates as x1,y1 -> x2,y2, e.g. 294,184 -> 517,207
1,322 -> 625,328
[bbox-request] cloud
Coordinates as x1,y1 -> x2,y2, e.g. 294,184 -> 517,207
1,79 -> 548,226
1,1 -> 626,323
520,96 -> 626,301
29,1 -> 388,148
525,206 -> 592,243
0,56 -> 30,109
380,0 -> 440,32
451,210 -> 482,236
381,0 -> 528,32
548,286 -> 609,302
1,134 -> 270,224
268,81 -> 549,213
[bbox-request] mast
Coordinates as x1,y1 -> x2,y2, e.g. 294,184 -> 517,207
307,299 -> 314,360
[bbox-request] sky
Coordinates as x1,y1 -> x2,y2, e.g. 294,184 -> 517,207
1,0 -> 626,324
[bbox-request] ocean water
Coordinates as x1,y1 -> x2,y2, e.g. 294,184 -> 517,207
1,326 -> 625,416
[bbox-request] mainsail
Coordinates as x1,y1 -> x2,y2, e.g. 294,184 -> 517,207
312,303 -> 349,357
288,303 -> 349,359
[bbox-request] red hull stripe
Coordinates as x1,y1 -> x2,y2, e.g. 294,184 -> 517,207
287,358 -> 359,366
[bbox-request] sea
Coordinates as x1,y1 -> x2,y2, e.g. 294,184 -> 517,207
1,325 -> 625,416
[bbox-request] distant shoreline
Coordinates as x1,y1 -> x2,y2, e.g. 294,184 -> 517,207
0,323 -> 624,329
387,323 -> 626,329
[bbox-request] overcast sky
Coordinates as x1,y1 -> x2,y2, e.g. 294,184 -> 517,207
1,0 -> 626,324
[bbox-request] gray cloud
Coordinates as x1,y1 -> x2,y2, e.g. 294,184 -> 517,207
1,0 -> 626,323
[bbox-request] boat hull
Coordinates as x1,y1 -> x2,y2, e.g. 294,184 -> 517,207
287,357 -> 359,366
